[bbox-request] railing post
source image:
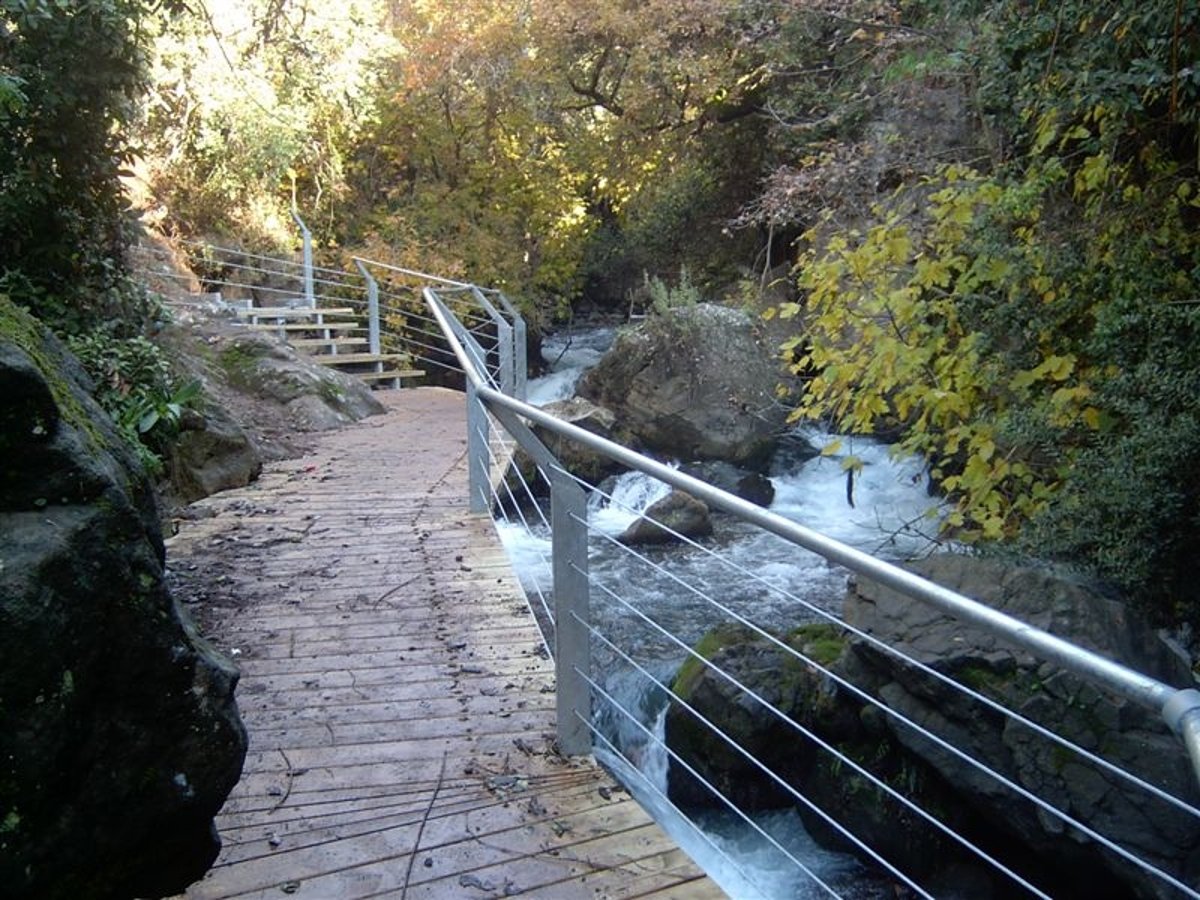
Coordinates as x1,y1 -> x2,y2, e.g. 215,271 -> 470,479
292,208 -> 315,307
472,288 -> 515,396
466,379 -> 490,514
355,260 -> 383,356
496,291 -> 527,401
551,470 -> 591,755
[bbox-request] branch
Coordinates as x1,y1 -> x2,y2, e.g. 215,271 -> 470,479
566,43 -> 626,117
786,1 -> 948,45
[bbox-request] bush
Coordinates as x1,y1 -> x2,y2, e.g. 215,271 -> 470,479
68,330 -> 200,476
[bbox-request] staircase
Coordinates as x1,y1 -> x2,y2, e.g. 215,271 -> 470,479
234,304 -> 424,389
131,220 -> 428,391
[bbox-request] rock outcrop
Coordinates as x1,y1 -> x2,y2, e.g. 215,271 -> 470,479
215,331 -> 385,427
579,304 -> 789,467
169,403 -> 263,503
679,460 -> 775,507
666,555 -> 1200,899
0,299 -> 247,899
156,302 -> 387,503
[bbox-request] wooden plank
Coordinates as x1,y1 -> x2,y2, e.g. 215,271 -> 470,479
356,368 -> 426,381
234,306 -> 358,318
290,337 -> 370,349
242,323 -> 366,333
311,352 -> 411,365
167,387 -> 722,900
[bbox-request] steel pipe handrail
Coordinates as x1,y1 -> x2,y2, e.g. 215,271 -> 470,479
352,256 -> 474,289
424,286 -> 1200,786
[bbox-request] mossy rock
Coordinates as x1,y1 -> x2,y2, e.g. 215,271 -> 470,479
1,302 -> 248,899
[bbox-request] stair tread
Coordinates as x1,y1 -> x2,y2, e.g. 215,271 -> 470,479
357,368 -> 426,380
235,306 -> 357,318
290,337 -> 370,347
312,352 -> 411,365
242,323 -> 366,332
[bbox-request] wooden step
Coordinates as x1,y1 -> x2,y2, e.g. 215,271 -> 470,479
291,337 -> 370,350
312,353 -> 410,366
235,306 -> 357,319
243,322 -> 366,333
357,368 -> 426,382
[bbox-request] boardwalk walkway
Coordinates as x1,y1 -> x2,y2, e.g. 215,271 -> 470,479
167,387 -> 722,900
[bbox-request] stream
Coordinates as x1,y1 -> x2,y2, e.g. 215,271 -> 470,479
499,326 -> 940,898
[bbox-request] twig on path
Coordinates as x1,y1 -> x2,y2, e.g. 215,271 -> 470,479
399,751 -> 447,899
268,748 -> 295,814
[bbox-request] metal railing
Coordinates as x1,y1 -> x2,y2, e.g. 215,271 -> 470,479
412,280 -> 1200,899
133,226 -> 1200,896
131,240 -> 508,384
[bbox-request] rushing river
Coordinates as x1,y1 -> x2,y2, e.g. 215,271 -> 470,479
498,326 -> 939,898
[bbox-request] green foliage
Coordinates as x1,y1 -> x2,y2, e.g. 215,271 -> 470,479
68,331 -> 200,475
774,0 -> 1200,622
643,266 -> 702,316
0,0 -> 150,328
140,0 -> 396,246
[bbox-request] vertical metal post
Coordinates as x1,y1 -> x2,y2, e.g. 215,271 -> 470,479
355,260 -> 383,356
496,292 -> 527,401
513,315 -> 527,401
292,208 -> 315,307
551,471 -> 591,755
466,380 -> 490,514
454,302 -> 493,515
473,288 -> 514,395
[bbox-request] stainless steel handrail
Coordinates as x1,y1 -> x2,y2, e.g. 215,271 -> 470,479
424,285 -> 1200,787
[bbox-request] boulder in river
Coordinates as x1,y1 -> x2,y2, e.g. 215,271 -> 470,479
679,459 -> 775,507
0,298 -> 247,899
619,489 -> 713,545
579,304 -> 790,467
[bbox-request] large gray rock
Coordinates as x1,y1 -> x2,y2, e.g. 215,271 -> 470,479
620,489 -> 713,545
169,404 -> 262,502
0,299 -> 247,899
845,556 -> 1200,898
502,397 -> 627,510
666,556 -> 1200,899
155,305 -> 387,505
217,332 -> 385,428
579,304 -> 789,467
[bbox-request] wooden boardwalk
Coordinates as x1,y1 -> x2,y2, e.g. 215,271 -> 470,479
166,387 -> 722,900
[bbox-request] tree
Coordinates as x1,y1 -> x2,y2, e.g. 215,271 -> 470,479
0,0 -> 152,331
139,0 -> 397,245
771,0 -> 1200,622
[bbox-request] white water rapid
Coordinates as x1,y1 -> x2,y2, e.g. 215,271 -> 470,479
493,327 -> 941,898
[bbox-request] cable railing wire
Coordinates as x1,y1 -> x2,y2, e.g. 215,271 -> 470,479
582,571 -> 1056,897
477,428 -> 556,650
575,513 -> 1200,896
571,469 -> 1200,823
581,666 -> 873,900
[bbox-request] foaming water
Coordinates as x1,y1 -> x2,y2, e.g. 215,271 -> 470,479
498,328 -> 939,897
526,326 -> 616,406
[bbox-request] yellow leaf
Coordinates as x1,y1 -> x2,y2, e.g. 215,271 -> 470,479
820,439 -> 843,457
